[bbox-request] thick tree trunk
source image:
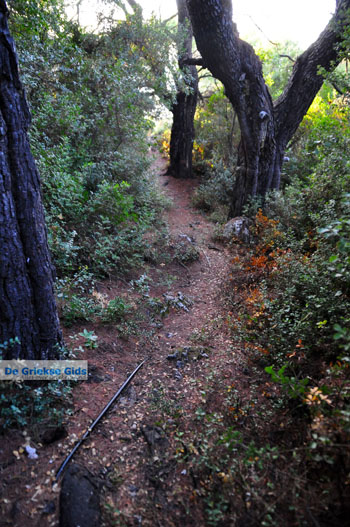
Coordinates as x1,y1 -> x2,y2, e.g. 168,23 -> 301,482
168,0 -> 198,179
186,0 -> 350,216
0,0 -> 62,359
168,87 -> 198,179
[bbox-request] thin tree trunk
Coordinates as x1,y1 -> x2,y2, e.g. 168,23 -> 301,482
167,0 -> 198,179
0,0 -> 62,359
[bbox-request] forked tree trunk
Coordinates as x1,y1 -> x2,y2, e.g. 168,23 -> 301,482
186,0 -> 350,216
168,0 -> 198,179
0,0 -> 62,359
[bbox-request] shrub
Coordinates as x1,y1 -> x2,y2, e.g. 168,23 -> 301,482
0,380 -> 72,431
102,297 -> 132,323
192,158 -> 234,213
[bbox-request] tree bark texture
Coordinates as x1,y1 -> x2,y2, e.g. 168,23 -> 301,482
186,0 -> 350,216
168,0 -> 198,179
0,0 -> 62,359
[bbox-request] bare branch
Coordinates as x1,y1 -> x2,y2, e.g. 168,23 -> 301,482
163,13 -> 178,24
331,81 -> 345,94
279,54 -> 296,63
181,57 -> 204,66
247,14 -> 278,46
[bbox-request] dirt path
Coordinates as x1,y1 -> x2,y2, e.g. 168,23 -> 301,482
98,155 -> 237,526
150,155 -> 232,353
0,154 -> 245,527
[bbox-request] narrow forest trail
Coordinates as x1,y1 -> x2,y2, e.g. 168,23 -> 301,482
0,154 -> 249,527
95,154 -> 241,526
91,155 -> 247,526
150,153 -> 232,355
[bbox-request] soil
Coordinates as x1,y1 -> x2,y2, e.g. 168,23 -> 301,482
0,154 -> 247,527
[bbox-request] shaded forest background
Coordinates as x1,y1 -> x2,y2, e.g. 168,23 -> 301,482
1,0 -> 350,525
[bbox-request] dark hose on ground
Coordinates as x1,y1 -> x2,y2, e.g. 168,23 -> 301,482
55,359 -> 145,482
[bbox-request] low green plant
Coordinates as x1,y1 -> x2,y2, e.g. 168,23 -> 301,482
175,393 -> 284,526
224,171 -> 350,524
265,364 -> 309,399
56,267 -> 101,326
130,273 -> 151,296
0,380 -> 72,431
192,158 -> 234,213
79,329 -> 98,349
174,241 -> 200,264
102,297 -> 131,323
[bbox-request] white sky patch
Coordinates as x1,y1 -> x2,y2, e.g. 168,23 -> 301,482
68,0 -> 336,49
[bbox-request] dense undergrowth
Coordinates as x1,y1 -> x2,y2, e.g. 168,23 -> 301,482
10,0 -> 177,280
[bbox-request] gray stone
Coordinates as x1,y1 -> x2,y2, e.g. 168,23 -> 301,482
222,216 -> 253,244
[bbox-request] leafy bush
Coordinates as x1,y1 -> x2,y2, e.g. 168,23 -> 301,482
102,297 -> 132,323
9,1 -> 173,279
194,86 -> 238,165
0,380 -> 72,431
56,267 -> 101,325
173,240 -> 200,264
192,158 -> 234,213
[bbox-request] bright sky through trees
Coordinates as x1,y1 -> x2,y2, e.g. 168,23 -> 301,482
141,0 -> 336,47
71,0 -> 336,48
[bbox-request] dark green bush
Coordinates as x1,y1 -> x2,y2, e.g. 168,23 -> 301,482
9,1 -> 173,279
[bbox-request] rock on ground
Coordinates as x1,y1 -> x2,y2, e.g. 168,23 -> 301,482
59,463 -> 101,527
222,217 -> 253,244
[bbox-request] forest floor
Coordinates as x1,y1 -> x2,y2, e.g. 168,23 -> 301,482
0,154 -> 268,526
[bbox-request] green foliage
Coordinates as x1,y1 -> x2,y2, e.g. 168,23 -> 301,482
194,86 -> 238,167
8,1 -> 175,279
265,364 -> 309,399
0,380 -> 72,431
255,41 -> 301,99
173,240 -> 200,264
192,157 -> 234,214
244,101 -> 350,364
101,297 -> 131,323
87,181 -> 137,225
56,267 -> 101,325
9,0 -> 64,37
79,329 -> 99,349
281,97 -> 350,201
319,10 -> 350,103
174,378 -> 298,526
222,87 -> 350,524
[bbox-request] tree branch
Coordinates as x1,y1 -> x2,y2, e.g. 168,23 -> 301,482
247,15 -> 278,46
186,0 -> 272,154
163,13 -> 178,24
180,57 -> 204,66
198,73 -> 213,81
331,81 -> 345,94
279,54 -> 296,63
274,0 -> 350,145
